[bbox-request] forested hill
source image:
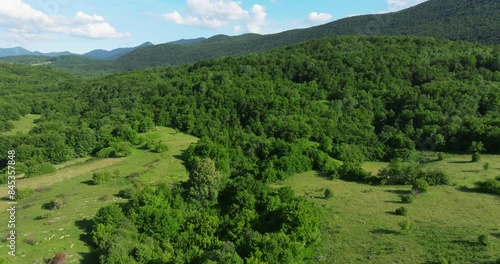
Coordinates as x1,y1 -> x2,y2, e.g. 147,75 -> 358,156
90,0 -> 500,72
1,35 -> 500,262
2,0 -> 498,77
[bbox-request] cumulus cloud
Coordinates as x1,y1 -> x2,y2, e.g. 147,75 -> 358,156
0,0 -> 130,40
307,12 -> 332,24
246,4 -> 268,33
386,0 -> 428,11
160,0 -> 270,33
162,0 -> 248,29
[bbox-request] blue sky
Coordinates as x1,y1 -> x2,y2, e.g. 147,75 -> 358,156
0,0 -> 427,54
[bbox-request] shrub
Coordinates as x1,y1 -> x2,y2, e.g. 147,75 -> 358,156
49,194 -> 67,210
400,194 -> 414,204
338,162 -> 371,182
412,178 -> 429,194
25,235 -> 37,245
324,188 -> 333,199
50,252 -> 68,264
395,206 -> 408,216
155,141 -> 169,153
15,187 -> 34,200
474,179 -> 500,195
24,161 -> 56,178
96,147 -> 115,158
377,159 -> 420,185
92,171 -> 112,185
144,139 -> 156,150
398,220 -> 414,233
478,234 -> 491,247
98,195 -> 112,202
483,162 -> 490,171
437,152 -> 446,161
471,152 -> 481,162
421,169 -> 450,186
110,141 -> 132,157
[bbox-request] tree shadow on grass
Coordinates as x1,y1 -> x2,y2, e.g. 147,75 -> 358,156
81,180 -> 94,185
384,189 -> 411,195
451,239 -> 480,247
491,232 -> 500,239
384,200 -> 402,204
448,160 -> 472,164
456,186 -> 476,193
75,219 -> 100,264
370,228 -> 399,235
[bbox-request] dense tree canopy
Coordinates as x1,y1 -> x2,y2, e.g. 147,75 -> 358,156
1,35 -> 500,262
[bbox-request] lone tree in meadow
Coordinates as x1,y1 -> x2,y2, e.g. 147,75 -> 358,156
469,141 -> 485,162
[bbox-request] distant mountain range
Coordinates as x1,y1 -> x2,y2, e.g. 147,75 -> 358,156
0,47 -> 74,57
0,0 -> 498,76
82,41 -> 154,60
0,42 -> 155,59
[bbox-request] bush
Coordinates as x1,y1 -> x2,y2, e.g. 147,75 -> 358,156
96,147 -> 115,158
25,235 -> 37,245
15,188 -> 34,200
92,171 -> 112,185
478,234 -> 491,247
437,152 -> 446,161
421,169 -> 450,186
110,141 -> 132,157
412,178 -> 429,194
50,252 -> 68,264
400,194 -> 414,204
395,206 -> 408,216
24,161 -> 56,178
483,162 -> 490,171
398,220 -> 414,233
471,152 -> 481,162
324,188 -> 333,199
338,162 -> 371,182
155,141 -> 169,153
49,194 -> 67,210
474,179 -> 500,195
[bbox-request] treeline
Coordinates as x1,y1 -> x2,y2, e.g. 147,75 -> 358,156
77,36 -> 500,182
1,36 -> 500,182
0,35 -> 499,261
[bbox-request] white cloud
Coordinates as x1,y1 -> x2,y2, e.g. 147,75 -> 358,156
386,0 -> 428,11
162,11 -> 226,28
186,0 -> 248,20
246,4 -> 268,33
234,25 -> 242,33
0,0 -> 129,41
162,0 -> 248,29
307,12 -> 332,24
160,1 -> 270,33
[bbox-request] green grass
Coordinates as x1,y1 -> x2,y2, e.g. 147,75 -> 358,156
2,114 -> 41,136
274,154 -> 500,264
0,126 -> 197,263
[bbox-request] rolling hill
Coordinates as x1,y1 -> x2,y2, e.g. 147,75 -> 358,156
1,0 -> 498,76
103,0 -> 500,72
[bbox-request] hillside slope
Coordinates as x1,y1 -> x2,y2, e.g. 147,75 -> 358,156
107,0 -> 500,71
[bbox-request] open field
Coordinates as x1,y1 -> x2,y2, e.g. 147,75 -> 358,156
1,114 -> 41,136
0,127 -> 197,263
274,155 -> 500,263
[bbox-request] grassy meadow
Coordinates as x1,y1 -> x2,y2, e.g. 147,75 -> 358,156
1,114 -> 41,136
0,127 -> 197,264
273,154 -> 500,263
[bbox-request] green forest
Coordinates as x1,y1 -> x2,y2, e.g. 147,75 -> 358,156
0,34 -> 500,263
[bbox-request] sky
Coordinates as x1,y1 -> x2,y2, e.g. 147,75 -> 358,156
0,0 -> 427,54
